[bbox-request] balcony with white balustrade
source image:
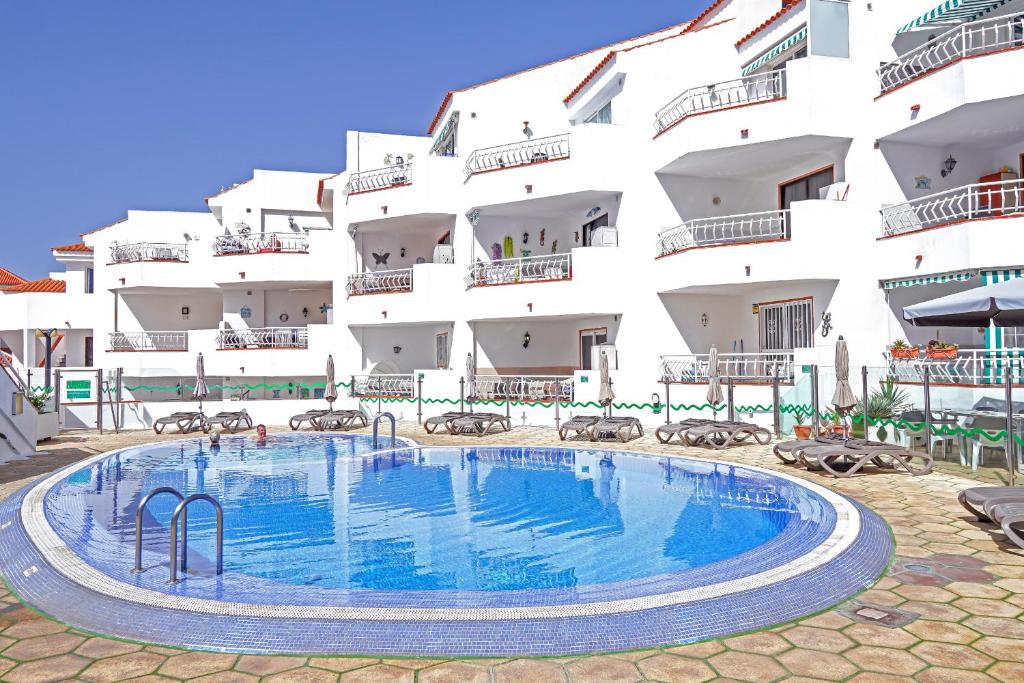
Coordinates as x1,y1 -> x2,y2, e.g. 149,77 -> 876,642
657,210 -> 790,258
886,348 -> 1024,387
109,331 -> 188,352
659,352 -> 795,385
875,13 -> 1024,141
109,242 -> 189,265
208,227 -> 337,285
881,178 -> 1024,239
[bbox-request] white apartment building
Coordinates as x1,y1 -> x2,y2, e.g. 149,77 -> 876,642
3,0 -> 1024,446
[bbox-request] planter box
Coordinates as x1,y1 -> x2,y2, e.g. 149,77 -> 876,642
926,347 -> 958,360
36,411 -> 59,441
889,347 -> 920,360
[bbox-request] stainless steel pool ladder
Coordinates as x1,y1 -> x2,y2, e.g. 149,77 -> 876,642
373,411 -> 396,449
132,486 -> 224,584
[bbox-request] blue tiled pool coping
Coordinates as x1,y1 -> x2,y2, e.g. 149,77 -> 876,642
0,440 -> 892,656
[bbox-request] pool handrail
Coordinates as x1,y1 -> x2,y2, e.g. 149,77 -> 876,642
373,412 -> 397,450
132,486 -> 184,573
169,493 -> 224,583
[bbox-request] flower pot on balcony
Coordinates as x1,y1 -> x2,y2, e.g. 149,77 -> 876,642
793,425 -> 812,439
889,346 -> 920,360
925,347 -> 958,360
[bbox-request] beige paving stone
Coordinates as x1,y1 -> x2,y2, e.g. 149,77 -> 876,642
78,651 -> 167,683
418,661 -> 491,683
945,581 -> 1008,599
779,626 -> 854,652
987,564 -> 1024,578
988,661 -> 1024,682
953,597 -> 1023,617
1,619 -> 68,640
994,578 -> 1024,592
893,585 -> 958,603
843,646 -> 927,676
775,649 -> 858,680
189,673 -> 260,683
74,637 -> 143,659
157,651 -> 237,678
3,653 -> 92,683
964,616 -> 1024,639
913,668 -> 999,683
910,641 -> 995,669
857,590 -> 906,607
722,632 -> 791,655
234,655 -> 308,676
379,658 -> 447,670
637,654 -> 716,682
117,676 -> 178,683
565,656 -> 642,682
265,667 -> 341,683
707,651 -> 787,682
897,600 -> 969,621
0,635 -> 16,651
1,633 -> 86,661
143,646 -> 182,656
842,623 -> 920,648
797,612 -> 854,630
308,657 -> 380,673
337,663 -> 413,682
0,656 -> 17,676
973,636 -> 1024,662
904,619 -> 981,644
665,641 -> 727,658
493,658 -> 567,683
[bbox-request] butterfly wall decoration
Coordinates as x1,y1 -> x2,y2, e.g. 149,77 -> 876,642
372,251 -> 390,266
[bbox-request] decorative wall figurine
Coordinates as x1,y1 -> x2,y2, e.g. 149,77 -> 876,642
551,239 -> 558,254
574,231 -> 580,243
503,235 -> 514,258
491,242 -> 502,259
372,251 -> 390,267
915,175 -> 931,190
240,306 -> 252,320
400,247 -> 406,258
522,231 -> 529,245
279,313 -> 289,323
302,307 -> 309,318
540,228 -> 545,245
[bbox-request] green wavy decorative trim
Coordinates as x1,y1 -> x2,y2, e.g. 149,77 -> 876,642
123,381 -> 353,392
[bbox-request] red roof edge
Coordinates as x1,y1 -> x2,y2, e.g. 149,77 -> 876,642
204,177 -> 254,204
736,0 -> 802,48
80,216 -> 126,237
8,278 -> 66,294
682,0 -> 729,34
0,267 -> 27,287
52,243 -> 94,253
563,51 -> 617,105
427,92 -> 455,135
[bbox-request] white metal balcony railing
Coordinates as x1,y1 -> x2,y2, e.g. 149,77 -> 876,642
344,163 -> 412,196
881,178 -> 1024,237
654,70 -> 786,134
351,374 -> 415,398
109,331 -> 188,352
472,375 -> 574,402
463,134 -> 570,179
887,349 -> 1023,386
213,232 -> 309,256
346,268 -> 413,296
216,327 -> 309,350
657,210 -> 789,256
109,242 -> 188,264
467,253 -> 571,288
879,14 -> 1024,94
659,353 -> 796,384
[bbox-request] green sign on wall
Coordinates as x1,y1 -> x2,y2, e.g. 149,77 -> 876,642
66,379 -> 91,400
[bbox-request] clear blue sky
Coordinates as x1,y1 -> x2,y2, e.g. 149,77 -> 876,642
1,1 -> 703,278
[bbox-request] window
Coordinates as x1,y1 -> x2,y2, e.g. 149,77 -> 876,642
85,267 -> 94,294
580,328 -> 609,370
757,298 -> 813,352
581,213 -> 609,246
1003,327 -> 1024,349
435,333 -> 449,369
779,166 -> 834,210
584,101 -> 612,125
431,111 -> 459,157
84,336 -> 94,367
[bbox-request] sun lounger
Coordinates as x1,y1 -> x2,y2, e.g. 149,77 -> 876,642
423,411 -> 471,434
448,413 -> 511,436
958,486 -> 1024,522
289,409 -> 330,430
205,410 -> 253,433
560,415 -> 601,440
587,416 -> 644,443
773,434 -> 848,464
683,422 -> 771,449
655,419 -> 714,444
797,440 -> 933,477
153,412 -> 206,434
981,501 -> 1024,550
313,409 -> 369,431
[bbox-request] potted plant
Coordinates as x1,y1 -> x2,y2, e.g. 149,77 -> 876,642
925,339 -> 959,360
889,339 -> 920,360
850,377 -> 912,441
793,411 -> 812,439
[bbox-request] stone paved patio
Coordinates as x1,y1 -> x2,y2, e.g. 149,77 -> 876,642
1,424 -> 1023,682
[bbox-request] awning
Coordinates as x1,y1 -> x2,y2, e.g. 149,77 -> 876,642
882,270 -> 975,290
741,26 -> 807,76
896,0 -> 1012,34
903,277 -> 1024,327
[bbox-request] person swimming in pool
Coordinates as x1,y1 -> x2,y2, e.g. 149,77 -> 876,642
256,424 -> 267,445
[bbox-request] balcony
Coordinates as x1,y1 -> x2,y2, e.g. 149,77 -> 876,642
879,15 -> 1024,95
109,331 -> 188,352
881,179 -> 1024,238
887,349 -> 1022,386
659,353 -> 795,384
346,268 -> 414,296
463,134 -> 570,180
350,373 -> 415,398
654,71 -> 786,137
109,242 -> 188,264
467,253 -> 571,288
213,232 -> 308,256
472,375 -> 574,402
344,163 -> 412,196
216,327 -> 309,350
657,210 -> 789,257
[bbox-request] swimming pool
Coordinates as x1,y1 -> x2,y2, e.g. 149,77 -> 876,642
1,434 -> 891,655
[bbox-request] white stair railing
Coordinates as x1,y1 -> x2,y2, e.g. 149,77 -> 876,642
659,353 -> 795,383
879,14 -> 1024,94
213,232 -> 308,256
109,242 -> 189,264
216,327 -> 309,349
472,375 -> 573,402
109,331 -> 188,352
887,349 -> 1023,386
351,374 -> 415,397
344,163 -> 413,196
881,178 -> 1024,237
467,253 -> 571,288
654,71 -> 786,134
346,268 -> 414,296
463,134 -> 570,179
657,210 -> 789,256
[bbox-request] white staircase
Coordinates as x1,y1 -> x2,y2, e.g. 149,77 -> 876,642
0,360 -> 41,459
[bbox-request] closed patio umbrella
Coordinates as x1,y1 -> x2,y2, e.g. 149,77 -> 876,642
832,337 -> 857,436
904,278 -> 1024,327
465,352 -> 476,412
706,346 -> 724,411
598,350 -> 614,416
193,352 -> 209,414
324,354 -> 338,407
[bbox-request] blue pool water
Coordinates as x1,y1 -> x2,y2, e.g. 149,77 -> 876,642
43,435 -> 834,597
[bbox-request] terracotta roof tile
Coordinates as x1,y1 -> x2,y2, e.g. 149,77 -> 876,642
7,278 -> 66,293
80,216 -> 126,237
0,267 -> 27,287
52,242 -> 93,253
736,0 -> 802,48
683,0 -> 730,34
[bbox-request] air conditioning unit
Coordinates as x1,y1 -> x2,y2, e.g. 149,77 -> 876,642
433,244 -> 455,264
590,226 -> 618,247
591,343 -> 618,370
